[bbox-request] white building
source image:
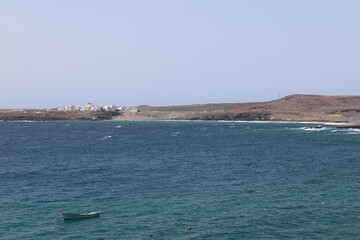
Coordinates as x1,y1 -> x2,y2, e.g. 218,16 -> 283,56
64,105 -> 82,111
64,105 -> 76,111
102,105 -> 118,112
85,103 -> 95,111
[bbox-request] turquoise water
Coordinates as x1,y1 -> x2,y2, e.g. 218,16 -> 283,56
1,121 -> 360,239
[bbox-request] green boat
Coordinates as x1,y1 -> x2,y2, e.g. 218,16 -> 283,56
61,211 -> 100,220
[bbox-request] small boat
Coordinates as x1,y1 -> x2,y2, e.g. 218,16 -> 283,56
61,211 -> 100,220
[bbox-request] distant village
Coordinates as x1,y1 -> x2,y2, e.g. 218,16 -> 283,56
47,103 -> 138,113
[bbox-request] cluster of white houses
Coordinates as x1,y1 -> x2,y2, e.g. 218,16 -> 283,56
52,103 -> 137,113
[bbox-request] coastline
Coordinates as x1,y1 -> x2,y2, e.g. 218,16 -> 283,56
2,117 -> 360,131
2,94 -> 360,125
2,118 -> 359,130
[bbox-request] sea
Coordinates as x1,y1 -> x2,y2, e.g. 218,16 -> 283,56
1,121 -> 360,239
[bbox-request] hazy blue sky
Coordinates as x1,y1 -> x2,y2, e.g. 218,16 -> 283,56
1,0 -> 359,108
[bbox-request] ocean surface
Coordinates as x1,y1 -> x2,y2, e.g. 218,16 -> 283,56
1,121 -> 360,239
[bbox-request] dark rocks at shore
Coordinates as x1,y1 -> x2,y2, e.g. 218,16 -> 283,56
304,123 -> 360,130
189,111 -> 271,121
0,110 -> 121,121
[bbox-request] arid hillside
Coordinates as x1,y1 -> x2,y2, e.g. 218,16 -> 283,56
1,95 -> 360,122
113,94 -> 360,122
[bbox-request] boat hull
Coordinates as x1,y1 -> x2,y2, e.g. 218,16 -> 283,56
61,211 -> 100,220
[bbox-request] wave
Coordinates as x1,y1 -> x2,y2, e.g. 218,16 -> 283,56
299,126 -> 360,134
219,120 -> 347,124
170,131 -> 181,136
344,129 -> 360,134
329,129 -> 360,134
5,120 -> 38,123
99,135 -> 112,140
300,126 -> 334,131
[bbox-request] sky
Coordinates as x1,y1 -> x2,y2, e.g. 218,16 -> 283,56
1,0 -> 359,108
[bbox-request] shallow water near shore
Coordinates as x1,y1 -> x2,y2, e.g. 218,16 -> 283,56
1,121 -> 360,239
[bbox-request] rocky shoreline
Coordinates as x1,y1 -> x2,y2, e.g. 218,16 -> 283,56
2,95 -> 360,126
0,109 -> 121,121
304,123 -> 360,130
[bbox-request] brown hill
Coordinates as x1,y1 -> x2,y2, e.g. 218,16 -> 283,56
1,95 -> 360,122
114,94 -> 360,122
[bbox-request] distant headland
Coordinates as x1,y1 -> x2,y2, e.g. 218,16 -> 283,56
1,95 -> 360,127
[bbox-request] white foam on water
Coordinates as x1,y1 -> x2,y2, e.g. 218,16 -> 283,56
328,128 -> 360,134
7,120 -> 37,123
322,122 -> 346,125
344,129 -> 360,134
300,127 -> 360,134
99,135 -> 112,140
170,131 -> 181,136
300,127 -> 330,131
230,120 -> 345,124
